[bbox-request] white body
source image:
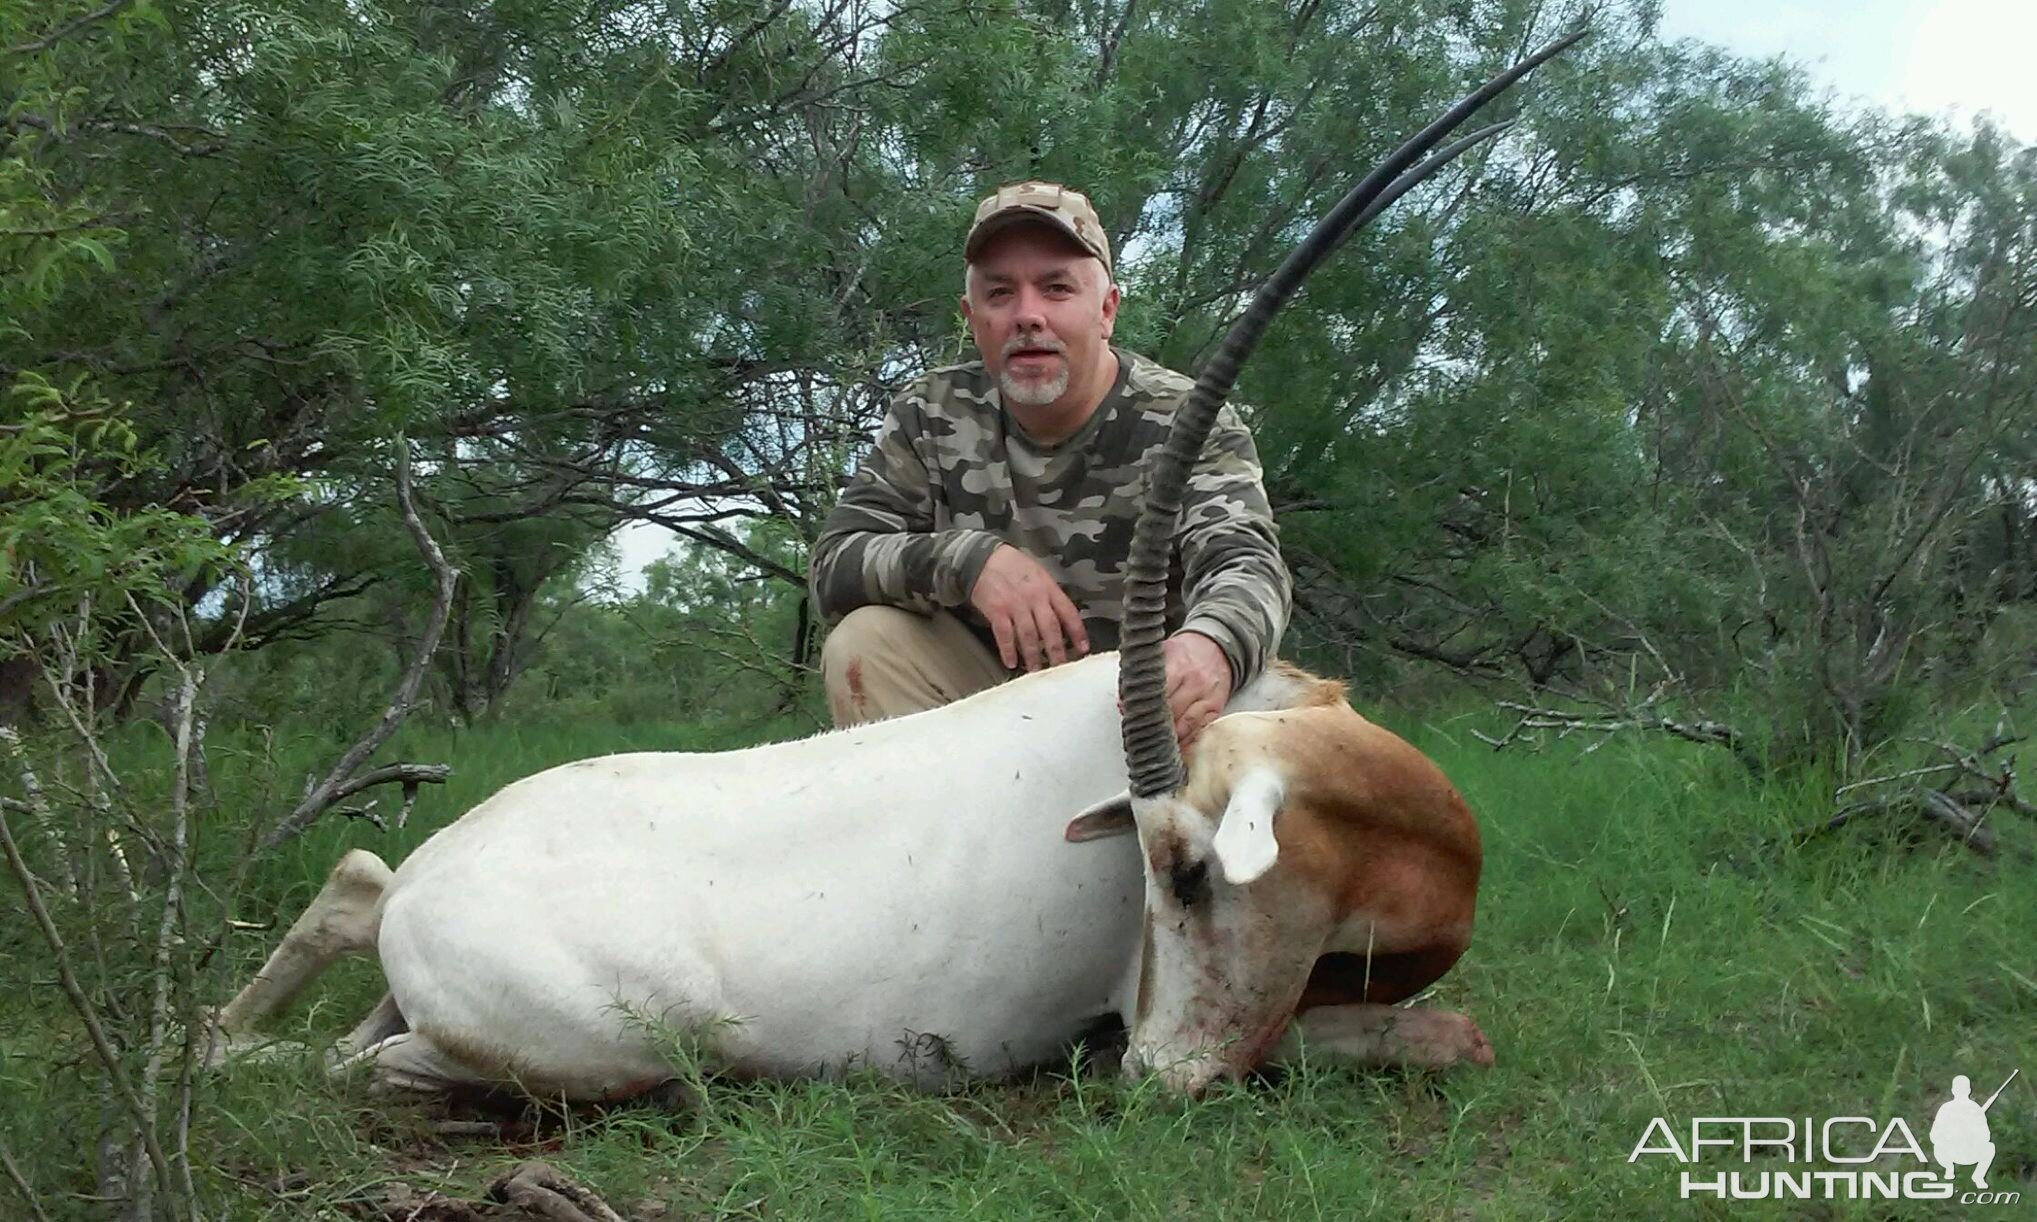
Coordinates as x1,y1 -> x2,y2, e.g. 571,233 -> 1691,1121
377,654 -> 1144,1091
211,652 -> 1482,1100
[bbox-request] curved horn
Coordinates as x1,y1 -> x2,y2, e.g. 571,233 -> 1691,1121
1337,119 -> 1516,252
1119,28 -> 1589,800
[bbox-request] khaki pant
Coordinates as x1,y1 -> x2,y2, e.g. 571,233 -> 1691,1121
820,606 -> 1013,727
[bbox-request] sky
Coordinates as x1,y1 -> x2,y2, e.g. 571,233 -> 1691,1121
1657,0 -> 2037,140
611,0 -> 2034,584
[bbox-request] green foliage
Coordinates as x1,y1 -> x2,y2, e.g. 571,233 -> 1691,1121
507,523 -> 819,727
206,523 -> 824,735
0,389 -> 250,638
9,0 -> 2024,772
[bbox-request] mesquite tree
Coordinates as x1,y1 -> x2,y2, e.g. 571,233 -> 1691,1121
9,0 -> 2033,778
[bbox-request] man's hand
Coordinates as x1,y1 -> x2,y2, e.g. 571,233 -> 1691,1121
968,544 -> 1090,672
1164,631 -> 1233,749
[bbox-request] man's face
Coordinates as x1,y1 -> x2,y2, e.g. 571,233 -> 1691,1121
961,224 -> 1120,412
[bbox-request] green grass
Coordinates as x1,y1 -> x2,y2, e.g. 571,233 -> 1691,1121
7,705 -> 2033,1219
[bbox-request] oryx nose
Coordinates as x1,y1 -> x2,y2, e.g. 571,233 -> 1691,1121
1122,1046 -> 1222,1096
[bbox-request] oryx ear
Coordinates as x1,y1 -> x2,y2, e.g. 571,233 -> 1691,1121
1064,792 -> 1136,842
1210,768 -> 1285,885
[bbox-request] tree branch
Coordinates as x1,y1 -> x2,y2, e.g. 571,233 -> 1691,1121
260,442 -> 458,850
0,1138 -> 52,1222
4,111 -> 224,156
324,763 -> 451,823
6,0 -> 132,56
637,516 -> 808,588
0,802 -> 178,1205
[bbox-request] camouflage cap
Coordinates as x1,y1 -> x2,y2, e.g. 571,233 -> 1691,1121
965,181 -> 1112,278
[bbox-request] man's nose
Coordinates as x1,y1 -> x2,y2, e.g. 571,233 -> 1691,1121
1012,286 -> 1049,328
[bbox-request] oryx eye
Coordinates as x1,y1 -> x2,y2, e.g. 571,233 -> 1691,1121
1169,858 -> 1210,909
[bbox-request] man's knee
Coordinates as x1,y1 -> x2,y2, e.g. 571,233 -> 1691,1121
821,606 -> 925,673
822,607 -> 940,726
819,606 -> 1005,727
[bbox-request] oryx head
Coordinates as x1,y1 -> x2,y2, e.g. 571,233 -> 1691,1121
1082,28 -> 1583,1093
1068,707 -> 1338,1092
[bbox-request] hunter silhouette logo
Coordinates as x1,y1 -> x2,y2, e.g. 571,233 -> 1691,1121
1932,1071 -> 2017,1190
1629,1067 -> 2022,1204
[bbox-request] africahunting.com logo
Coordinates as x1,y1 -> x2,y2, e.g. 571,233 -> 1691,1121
1629,1070 -> 2021,1205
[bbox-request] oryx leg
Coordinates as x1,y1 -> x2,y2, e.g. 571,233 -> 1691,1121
335,1031 -> 688,1106
215,849 -> 393,1040
1274,1004 -> 1495,1070
334,1032 -> 500,1096
332,991 -> 407,1062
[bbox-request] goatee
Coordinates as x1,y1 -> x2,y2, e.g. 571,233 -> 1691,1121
1000,365 -> 1069,406
1000,336 -> 1069,406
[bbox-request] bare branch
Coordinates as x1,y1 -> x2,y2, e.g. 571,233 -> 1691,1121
1094,0 -> 1139,88
0,727 -> 79,897
260,441 -> 459,850
487,1161 -> 628,1222
637,515 -> 809,588
3,111 -> 225,156
0,802 -> 179,1204
0,1138 -> 52,1222
700,0 -> 796,81
132,663 -> 199,1219
1791,789 -> 2003,859
1834,762 -> 1962,796
6,0 -> 132,56
190,571 -> 377,656
1492,699 -> 1758,764
325,762 -> 452,811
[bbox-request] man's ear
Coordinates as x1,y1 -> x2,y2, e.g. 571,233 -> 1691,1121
1064,792 -> 1135,842
1099,278 -> 1120,339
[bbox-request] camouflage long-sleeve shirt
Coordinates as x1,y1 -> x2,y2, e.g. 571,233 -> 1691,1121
809,348 -> 1291,686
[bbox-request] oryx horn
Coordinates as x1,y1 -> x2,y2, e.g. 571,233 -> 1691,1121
1119,27 -> 1589,799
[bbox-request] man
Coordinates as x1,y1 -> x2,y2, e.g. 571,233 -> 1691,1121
808,180 -> 1290,747
1929,1075 -> 1997,1190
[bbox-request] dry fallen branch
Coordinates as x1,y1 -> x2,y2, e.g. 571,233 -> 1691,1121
487,1162 -> 628,1222
349,1162 -> 627,1222
1489,698 -> 1755,763
1790,789 -> 2002,858
1919,789 -> 1996,853
352,1181 -> 486,1221
1785,732 -> 2028,858
1490,690 -> 2027,858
